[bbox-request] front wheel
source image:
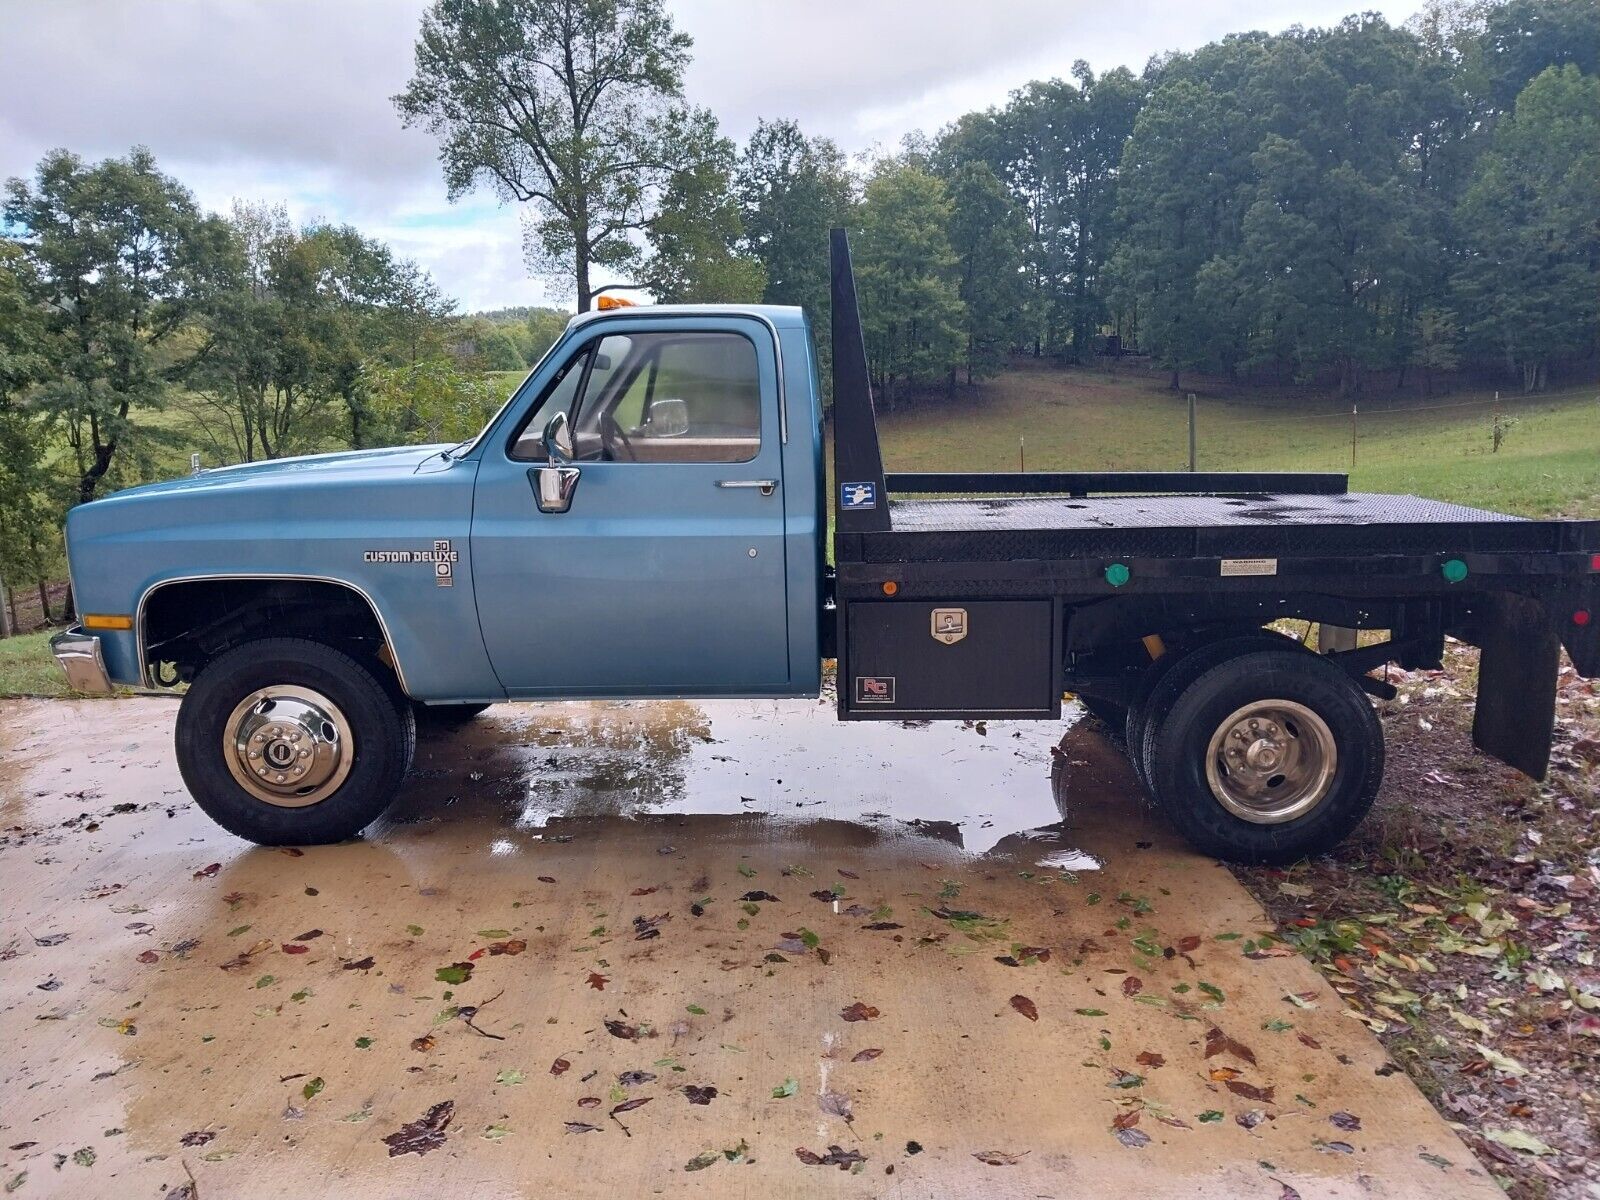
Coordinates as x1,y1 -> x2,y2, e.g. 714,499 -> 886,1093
175,638 -> 415,845
1148,648 -> 1383,865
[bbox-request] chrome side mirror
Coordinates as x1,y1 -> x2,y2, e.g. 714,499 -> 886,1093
647,396 -> 689,437
544,410 -> 573,464
534,463 -> 580,514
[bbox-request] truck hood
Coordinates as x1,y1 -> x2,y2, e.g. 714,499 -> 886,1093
100,444 -> 454,502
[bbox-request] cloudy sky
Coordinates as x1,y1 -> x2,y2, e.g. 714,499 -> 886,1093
1,0 -> 1419,313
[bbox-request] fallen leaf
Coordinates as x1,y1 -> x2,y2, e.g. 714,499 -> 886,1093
410,1035 -> 436,1052
1010,994 -> 1039,1021
586,972 -> 609,991
179,1130 -> 216,1147
281,943 -> 309,955
136,949 -> 159,964
604,1019 -> 640,1040
565,1122 -> 600,1134
294,929 -> 323,941
684,1149 -> 721,1171
973,1150 -> 1028,1165
772,1078 -> 798,1098
795,1145 -> 866,1169
1483,1128 -> 1554,1156
611,1097 -> 652,1115
550,1058 -> 570,1076
1204,1026 -> 1258,1066
577,1097 -> 601,1108
819,1090 -> 853,1121
851,1048 -> 883,1063
342,956 -> 375,972
435,962 -> 474,985
1122,976 -> 1143,997
631,886 -> 657,896
487,939 -> 526,956
740,891 -> 780,903
618,1071 -> 656,1087
1225,1080 -> 1275,1104
193,863 -> 221,879
840,1002 -> 879,1022
1329,1111 -> 1361,1132
383,1101 -> 455,1158
496,1069 -> 524,1085
537,876 -> 556,884
684,1085 -> 718,1105
1115,1128 -> 1151,1148
1136,1051 -> 1165,1069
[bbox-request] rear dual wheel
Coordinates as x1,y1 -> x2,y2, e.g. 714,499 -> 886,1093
1145,647 -> 1383,864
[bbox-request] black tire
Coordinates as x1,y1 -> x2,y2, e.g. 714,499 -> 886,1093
1130,632 -> 1300,794
414,702 -> 492,727
175,637 -> 415,845
1148,648 -> 1383,864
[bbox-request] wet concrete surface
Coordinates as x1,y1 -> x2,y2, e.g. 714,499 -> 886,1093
0,697 -> 1497,1198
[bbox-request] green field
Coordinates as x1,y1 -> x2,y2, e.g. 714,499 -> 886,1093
875,362 -> 1600,518
0,630 -> 70,697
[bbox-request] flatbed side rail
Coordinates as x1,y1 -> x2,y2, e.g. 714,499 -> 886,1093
885,471 -> 1349,497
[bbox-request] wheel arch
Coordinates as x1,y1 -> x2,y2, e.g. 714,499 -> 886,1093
136,574 -> 412,697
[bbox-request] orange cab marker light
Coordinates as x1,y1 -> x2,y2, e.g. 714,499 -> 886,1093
596,295 -> 636,310
882,581 -> 899,596
83,614 -> 133,631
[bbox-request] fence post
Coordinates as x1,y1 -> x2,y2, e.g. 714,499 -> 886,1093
0,571 -> 11,639
1349,404 -> 1358,470
1019,436 -> 1025,473
1187,393 -> 1197,471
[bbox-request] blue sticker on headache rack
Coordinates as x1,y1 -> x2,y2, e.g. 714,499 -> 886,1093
840,481 -> 878,510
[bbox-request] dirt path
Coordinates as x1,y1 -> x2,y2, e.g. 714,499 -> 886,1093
0,698 -> 1500,1198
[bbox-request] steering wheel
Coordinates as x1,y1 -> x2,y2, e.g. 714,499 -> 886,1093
600,409 -> 637,462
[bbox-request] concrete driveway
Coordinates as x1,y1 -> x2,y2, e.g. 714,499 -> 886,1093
0,697 -> 1497,1198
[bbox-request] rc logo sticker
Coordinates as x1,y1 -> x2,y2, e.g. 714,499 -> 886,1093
840,481 -> 877,510
930,607 -> 967,645
854,675 -> 895,705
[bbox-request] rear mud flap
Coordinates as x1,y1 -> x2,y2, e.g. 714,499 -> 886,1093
1471,592 -> 1560,780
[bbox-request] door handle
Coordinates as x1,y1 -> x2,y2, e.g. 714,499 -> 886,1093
716,479 -> 779,496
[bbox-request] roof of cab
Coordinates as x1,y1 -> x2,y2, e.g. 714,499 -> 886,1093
564,303 -> 807,332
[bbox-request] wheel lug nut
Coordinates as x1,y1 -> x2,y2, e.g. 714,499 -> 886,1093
257,768 -> 267,777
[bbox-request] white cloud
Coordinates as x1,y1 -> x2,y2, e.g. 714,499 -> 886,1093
0,0 -> 1421,311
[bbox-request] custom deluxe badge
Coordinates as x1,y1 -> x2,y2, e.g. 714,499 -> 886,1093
930,607 -> 967,645
363,539 -> 458,586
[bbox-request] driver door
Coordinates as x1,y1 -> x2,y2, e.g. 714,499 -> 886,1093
469,317 -> 792,697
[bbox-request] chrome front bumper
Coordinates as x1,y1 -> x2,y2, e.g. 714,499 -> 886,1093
50,627 -> 114,694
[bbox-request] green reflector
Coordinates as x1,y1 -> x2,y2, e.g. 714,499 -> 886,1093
1105,563 -> 1131,587
1441,558 -> 1468,583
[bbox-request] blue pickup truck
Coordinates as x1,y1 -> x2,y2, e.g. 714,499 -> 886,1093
54,232 -> 1600,863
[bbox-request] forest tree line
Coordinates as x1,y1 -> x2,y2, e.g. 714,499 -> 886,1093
1,0 -> 1597,618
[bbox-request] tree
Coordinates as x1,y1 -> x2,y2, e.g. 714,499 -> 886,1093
642,117 -> 765,303
395,0 -> 703,311
853,164 -> 965,406
736,119 -> 854,317
3,146 -> 227,503
458,317 -> 527,371
0,241 -> 60,628
945,163 -> 1029,383
1455,65 -> 1600,391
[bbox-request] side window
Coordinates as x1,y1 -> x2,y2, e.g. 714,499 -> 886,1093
592,332 -> 761,464
510,329 -> 762,464
509,347 -> 590,461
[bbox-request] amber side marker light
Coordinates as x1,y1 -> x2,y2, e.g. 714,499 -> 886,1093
881,581 -> 899,596
596,295 -> 636,310
83,614 -> 133,631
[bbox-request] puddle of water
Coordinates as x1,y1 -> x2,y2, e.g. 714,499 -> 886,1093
410,697 -> 1086,856
1036,847 -> 1103,871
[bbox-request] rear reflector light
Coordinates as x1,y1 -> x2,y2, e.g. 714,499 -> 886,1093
1575,610 -> 1592,627
1590,553 -> 1600,571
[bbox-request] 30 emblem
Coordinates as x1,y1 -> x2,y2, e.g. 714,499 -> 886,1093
930,607 -> 967,645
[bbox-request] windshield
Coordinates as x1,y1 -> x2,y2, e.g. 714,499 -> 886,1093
445,328 -> 570,459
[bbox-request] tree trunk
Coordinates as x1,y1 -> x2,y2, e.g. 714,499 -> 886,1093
0,572 -> 11,638
1168,369 -> 1180,392
37,579 -> 51,625
63,582 -> 76,623
575,236 -> 592,313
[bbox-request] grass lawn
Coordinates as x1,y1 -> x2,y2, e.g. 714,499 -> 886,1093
0,629 -> 70,697
876,361 -> 1600,518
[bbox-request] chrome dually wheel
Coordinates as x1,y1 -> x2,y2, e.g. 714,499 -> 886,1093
1204,699 -> 1336,824
224,685 -> 354,807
